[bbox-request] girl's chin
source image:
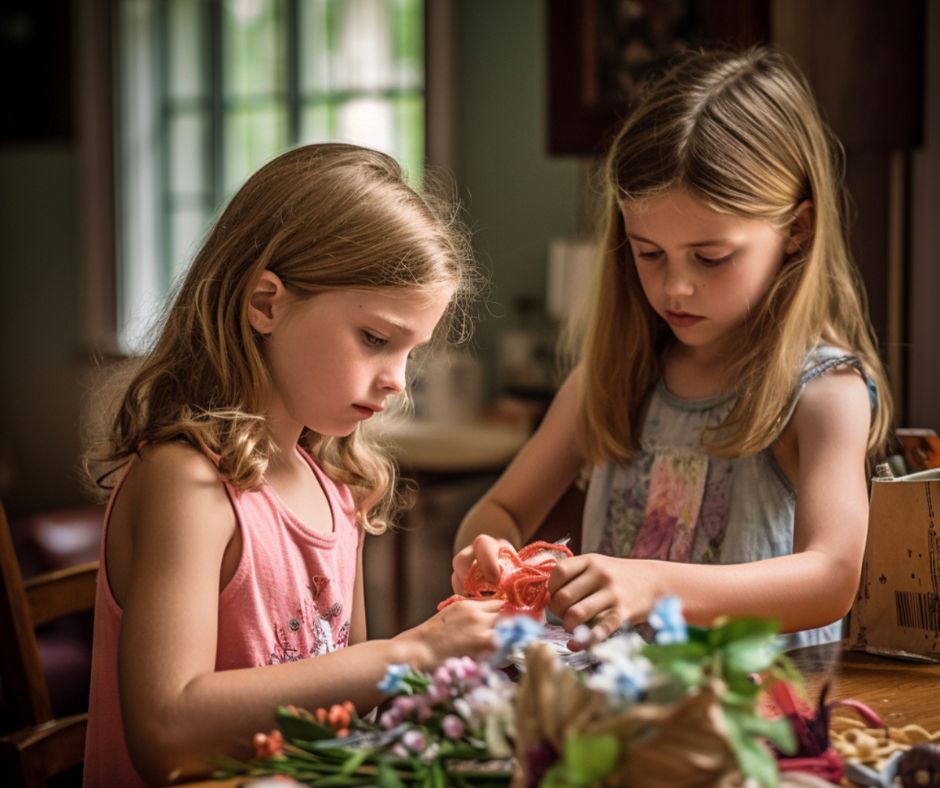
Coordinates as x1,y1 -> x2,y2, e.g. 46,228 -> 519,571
302,421 -> 360,438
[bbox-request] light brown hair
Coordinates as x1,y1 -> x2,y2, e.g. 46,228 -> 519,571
85,143 -> 476,533
573,47 -> 891,465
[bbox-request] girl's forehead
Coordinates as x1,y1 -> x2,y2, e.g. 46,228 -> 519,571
620,189 -> 769,240
351,284 -> 455,310
621,188 -> 720,223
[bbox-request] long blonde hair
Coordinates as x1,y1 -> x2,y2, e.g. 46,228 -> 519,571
575,47 -> 891,465
85,143 -> 475,533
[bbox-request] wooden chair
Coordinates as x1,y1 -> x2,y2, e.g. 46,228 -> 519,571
0,498 -> 98,787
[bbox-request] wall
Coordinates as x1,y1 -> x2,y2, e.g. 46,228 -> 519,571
910,0 -> 940,430
451,0 -> 583,395
0,146 -> 86,518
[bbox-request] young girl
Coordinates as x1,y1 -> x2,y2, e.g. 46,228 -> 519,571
83,143 -> 502,786
453,47 -> 891,652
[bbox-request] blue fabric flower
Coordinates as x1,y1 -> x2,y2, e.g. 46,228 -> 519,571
494,616 -> 544,652
377,663 -> 411,694
587,658 -> 652,706
490,616 -> 545,666
648,596 -> 688,644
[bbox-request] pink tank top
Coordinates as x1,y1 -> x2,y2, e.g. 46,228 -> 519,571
83,446 -> 361,786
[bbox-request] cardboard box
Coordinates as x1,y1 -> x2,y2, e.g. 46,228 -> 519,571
848,468 -> 940,662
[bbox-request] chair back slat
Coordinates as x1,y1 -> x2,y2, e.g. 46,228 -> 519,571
25,562 -> 98,628
0,498 -> 99,786
0,503 -> 53,724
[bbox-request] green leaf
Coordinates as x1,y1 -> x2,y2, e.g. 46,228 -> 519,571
724,636 -> 781,675
709,617 -> 780,649
557,734 -> 621,786
376,761 -> 406,787
338,748 -> 372,775
430,761 -> 447,788
768,653 -> 805,691
642,641 -> 710,663
276,705 -> 336,741
722,707 -> 781,788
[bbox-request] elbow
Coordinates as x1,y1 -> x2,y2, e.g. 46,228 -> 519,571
809,550 -> 863,626
126,727 -> 198,786
124,703 -> 218,785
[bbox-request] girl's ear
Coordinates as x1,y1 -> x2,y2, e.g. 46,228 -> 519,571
784,200 -> 814,255
248,270 -> 287,335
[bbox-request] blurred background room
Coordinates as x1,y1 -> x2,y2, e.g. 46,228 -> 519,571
0,0 -> 938,751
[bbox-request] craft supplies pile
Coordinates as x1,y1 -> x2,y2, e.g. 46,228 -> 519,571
216,544 -> 940,788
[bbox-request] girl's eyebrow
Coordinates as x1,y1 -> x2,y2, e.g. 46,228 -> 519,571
626,232 -> 731,248
366,311 -> 436,343
367,314 -> 414,335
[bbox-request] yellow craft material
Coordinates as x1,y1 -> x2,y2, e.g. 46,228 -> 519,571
830,714 -> 940,773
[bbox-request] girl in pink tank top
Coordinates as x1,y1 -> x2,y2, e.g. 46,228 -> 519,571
82,145 -> 502,786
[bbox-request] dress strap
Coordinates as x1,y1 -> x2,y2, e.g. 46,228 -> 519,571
799,353 -> 878,412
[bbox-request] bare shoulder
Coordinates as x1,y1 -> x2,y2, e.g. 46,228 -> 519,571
130,441 -> 235,541
793,366 -> 871,442
135,441 -> 227,489
108,441 -> 236,604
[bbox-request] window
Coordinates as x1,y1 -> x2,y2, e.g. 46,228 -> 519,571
116,0 -> 424,351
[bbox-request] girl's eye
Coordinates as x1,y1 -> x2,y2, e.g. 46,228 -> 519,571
636,249 -> 663,261
362,331 -> 387,348
695,253 -> 733,267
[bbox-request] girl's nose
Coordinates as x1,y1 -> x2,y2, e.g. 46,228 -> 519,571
378,356 -> 407,394
663,262 -> 695,298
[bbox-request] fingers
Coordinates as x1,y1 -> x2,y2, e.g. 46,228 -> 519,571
436,598 -> 503,660
548,554 -> 631,638
452,535 -> 511,593
450,552 -> 471,594
590,609 -> 628,643
471,534 -> 509,584
547,554 -> 586,594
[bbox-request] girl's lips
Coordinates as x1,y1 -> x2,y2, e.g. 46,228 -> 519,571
353,404 -> 378,418
665,310 -> 704,328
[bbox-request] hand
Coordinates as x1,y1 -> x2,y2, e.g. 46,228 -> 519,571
395,598 -> 503,671
451,534 -> 516,594
547,553 -> 658,645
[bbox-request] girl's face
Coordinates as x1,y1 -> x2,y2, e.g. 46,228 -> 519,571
621,188 -> 794,356
261,285 -> 453,438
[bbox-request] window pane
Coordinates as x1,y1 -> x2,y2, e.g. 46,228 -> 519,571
335,97 -> 393,152
167,0 -> 206,99
333,0 -> 392,91
300,101 -> 334,142
118,0 -> 164,353
299,0 -> 332,93
390,0 -> 422,86
224,106 -> 289,194
223,0 -> 286,97
394,94 -> 424,184
168,111 -> 207,195
169,208 -> 208,282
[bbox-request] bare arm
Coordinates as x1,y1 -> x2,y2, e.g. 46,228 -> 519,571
349,537 -> 367,645
116,444 -> 501,785
549,368 -> 872,639
452,369 -> 587,590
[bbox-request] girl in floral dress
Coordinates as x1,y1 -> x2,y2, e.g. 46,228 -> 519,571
454,47 -> 891,651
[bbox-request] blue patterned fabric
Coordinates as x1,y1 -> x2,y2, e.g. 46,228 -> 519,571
582,345 -> 873,650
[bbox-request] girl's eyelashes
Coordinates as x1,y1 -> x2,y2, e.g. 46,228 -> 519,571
695,252 -> 734,267
361,330 -> 388,348
633,247 -> 734,267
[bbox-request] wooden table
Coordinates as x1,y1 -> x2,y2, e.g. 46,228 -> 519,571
791,641 -> 940,729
